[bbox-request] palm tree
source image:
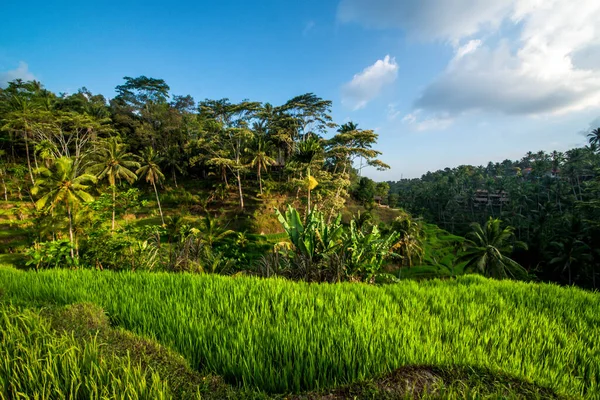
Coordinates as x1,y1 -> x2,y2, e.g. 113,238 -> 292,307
391,215 -> 424,267
293,136 -> 323,212
88,137 -> 139,231
457,217 -> 528,279
2,96 -> 38,184
248,138 -> 276,195
587,127 -> 600,147
35,140 -> 58,167
549,238 -> 591,286
31,157 -> 96,258
162,145 -> 185,188
136,147 -> 165,225
0,150 -> 7,201
198,213 -> 235,248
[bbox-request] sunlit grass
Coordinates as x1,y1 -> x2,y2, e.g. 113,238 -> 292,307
0,267 -> 598,397
0,304 -> 172,399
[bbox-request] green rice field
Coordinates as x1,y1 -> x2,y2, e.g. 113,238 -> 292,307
0,266 -> 598,398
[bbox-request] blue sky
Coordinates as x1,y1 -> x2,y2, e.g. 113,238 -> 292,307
2,0 -> 599,179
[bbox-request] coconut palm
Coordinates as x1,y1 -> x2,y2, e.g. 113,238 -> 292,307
31,157 -> 97,258
391,215 -> 424,267
162,145 -> 185,187
2,96 -> 38,184
549,238 -> 591,286
457,217 -> 528,279
248,138 -> 276,195
587,127 -> 600,147
0,150 -> 7,201
88,137 -> 139,231
198,213 -> 235,248
136,147 -> 165,225
35,139 -> 58,167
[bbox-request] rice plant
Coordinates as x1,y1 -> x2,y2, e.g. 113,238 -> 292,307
0,267 -> 598,398
0,304 -> 173,399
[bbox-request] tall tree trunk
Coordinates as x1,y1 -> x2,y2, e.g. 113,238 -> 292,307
152,180 -> 165,225
172,169 -> 178,188
112,185 -> 116,232
358,157 -> 363,177
68,205 -> 75,259
236,171 -> 244,209
307,166 -> 311,214
1,175 -> 7,201
24,134 -> 35,185
258,163 -> 263,195
33,148 -> 39,171
10,133 -> 16,162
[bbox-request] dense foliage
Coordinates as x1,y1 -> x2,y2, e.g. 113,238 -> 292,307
0,78 -> 399,278
387,142 -> 600,288
1,77 -> 598,287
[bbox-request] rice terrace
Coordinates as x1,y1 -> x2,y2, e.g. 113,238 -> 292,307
2,0 -> 600,398
1,268 -> 599,398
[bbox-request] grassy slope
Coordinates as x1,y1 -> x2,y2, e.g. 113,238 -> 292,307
0,266 -> 597,398
0,303 -> 173,399
0,299 -> 566,400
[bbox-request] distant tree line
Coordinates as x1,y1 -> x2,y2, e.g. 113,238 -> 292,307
386,140 -> 600,288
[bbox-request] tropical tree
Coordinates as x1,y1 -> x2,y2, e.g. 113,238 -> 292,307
587,127 -> 600,147
198,99 -> 260,209
2,96 -> 38,184
31,157 -> 96,258
344,220 -> 400,281
275,205 -> 344,280
549,238 -> 591,286
457,218 -> 528,279
391,215 -> 424,267
136,147 -> 165,225
281,93 -> 335,142
248,138 -> 276,195
0,150 -> 7,201
327,122 -> 390,177
197,213 -> 235,248
88,137 -> 139,231
162,145 -> 185,187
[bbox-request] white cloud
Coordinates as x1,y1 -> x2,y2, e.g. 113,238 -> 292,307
338,0 -> 600,117
342,55 -> 398,110
337,0 -> 514,41
0,62 -> 36,87
401,112 -> 416,124
402,110 -> 454,131
453,40 -> 482,61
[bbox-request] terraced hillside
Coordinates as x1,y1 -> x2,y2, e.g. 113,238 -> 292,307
1,266 -> 598,399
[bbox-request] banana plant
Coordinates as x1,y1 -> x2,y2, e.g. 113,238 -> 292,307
275,205 -> 344,262
345,221 -> 400,280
